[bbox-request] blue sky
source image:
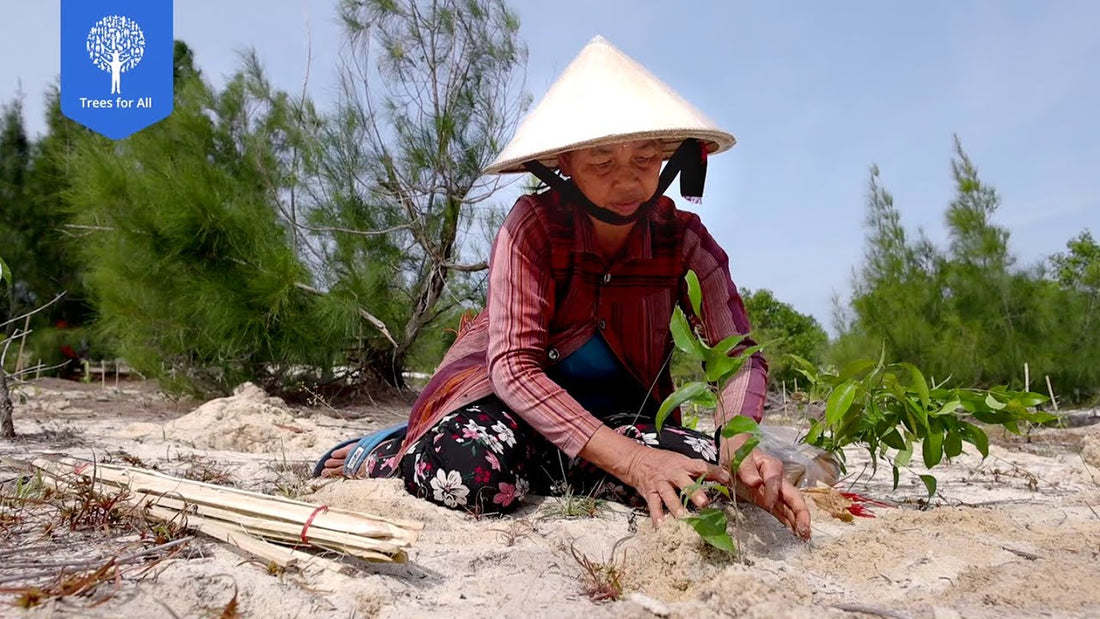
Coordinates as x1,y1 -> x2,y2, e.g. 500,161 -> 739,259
3,1 -> 1098,332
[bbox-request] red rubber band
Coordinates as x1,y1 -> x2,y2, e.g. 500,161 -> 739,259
73,463 -> 91,475
300,505 -> 329,544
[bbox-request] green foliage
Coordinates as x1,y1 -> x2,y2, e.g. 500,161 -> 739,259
681,508 -> 734,553
787,353 -> 1056,498
1046,231 -> 1100,401
0,95 -> 91,335
834,136 -> 1099,402
658,271 -> 765,554
740,287 -> 828,387
304,0 -> 528,383
64,63 -> 348,395
7,2 -> 527,392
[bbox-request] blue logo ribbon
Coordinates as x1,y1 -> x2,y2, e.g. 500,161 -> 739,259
60,0 -> 174,140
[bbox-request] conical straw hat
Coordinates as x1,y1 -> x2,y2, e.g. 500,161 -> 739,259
485,35 -> 736,175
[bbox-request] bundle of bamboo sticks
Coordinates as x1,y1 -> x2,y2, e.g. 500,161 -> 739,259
28,456 -> 423,572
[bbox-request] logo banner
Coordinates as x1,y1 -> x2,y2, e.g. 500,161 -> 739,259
60,0 -> 174,140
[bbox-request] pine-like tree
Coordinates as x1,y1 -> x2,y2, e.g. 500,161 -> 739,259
297,0 -> 529,386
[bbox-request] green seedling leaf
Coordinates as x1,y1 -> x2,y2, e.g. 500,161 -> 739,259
682,507 -> 735,553
685,270 -> 703,318
712,333 -> 747,356
731,437 -> 760,470
984,394 -> 1006,410
825,380 -> 859,426
721,415 -> 759,438
784,354 -> 820,386
919,474 -> 937,499
671,306 -> 705,360
838,358 -> 876,382
895,445 -> 913,468
804,420 -> 824,446
656,381 -> 711,432
705,351 -> 742,384
680,475 -> 708,508
1028,411 -> 1059,425
922,429 -> 944,469
944,428 -> 963,459
882,428 -> 905,450
961,423 -> 989,458
1016,393 -> 1049,408
707,344 -> 764,384
932,399 -> 962,417
0,256 -> 10,286
891,465 -> 900,490
901,363 -> 931,409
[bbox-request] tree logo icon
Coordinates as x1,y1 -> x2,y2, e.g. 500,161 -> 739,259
86,15 -> 146,95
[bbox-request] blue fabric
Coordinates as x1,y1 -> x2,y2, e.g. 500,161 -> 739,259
548,334 -> 647,417
312,423 -> 408,477
553,333 -> 623,382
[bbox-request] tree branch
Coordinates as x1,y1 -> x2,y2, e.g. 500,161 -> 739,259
441,261 -> 487,273
293,282 -> 398,349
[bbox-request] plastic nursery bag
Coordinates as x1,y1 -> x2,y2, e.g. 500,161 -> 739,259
756,425 -> 841,489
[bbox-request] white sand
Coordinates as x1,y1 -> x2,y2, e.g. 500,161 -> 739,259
3,379 -> 1098,618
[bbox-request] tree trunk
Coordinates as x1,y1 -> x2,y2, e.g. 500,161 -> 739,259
0,367 -> 14,438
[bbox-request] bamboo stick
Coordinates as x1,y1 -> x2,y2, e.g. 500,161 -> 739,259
36,457 -> 422,541
40,468 -> 379,570
27,457 -> 421,564
137,493 -> 406,556
1046,375 -> 1058,410
1024,363 -> 1031,392
143,505 -> 355,571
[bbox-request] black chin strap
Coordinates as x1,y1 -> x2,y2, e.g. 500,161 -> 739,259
522,138 -> 709,226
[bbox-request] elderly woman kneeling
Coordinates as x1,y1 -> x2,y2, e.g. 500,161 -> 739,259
317,35 -> 811,539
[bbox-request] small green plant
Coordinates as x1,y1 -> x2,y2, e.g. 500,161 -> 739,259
654,270 -> 766,554
655,270 -> 1059,554
570,543 -> 625,602
786,351 -> 1057,497
543,483 -> 606,520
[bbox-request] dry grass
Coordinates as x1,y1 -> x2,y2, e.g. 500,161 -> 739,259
569,543 -> 626,603
0,462 -> 194,609
493,518 -> 536,547
176,456 -> 237,487
265,456 -> 312,500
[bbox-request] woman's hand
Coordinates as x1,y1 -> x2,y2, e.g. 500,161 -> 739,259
579,426 -> 730,526
721,432 -> 812,540
622,444 -> 732,526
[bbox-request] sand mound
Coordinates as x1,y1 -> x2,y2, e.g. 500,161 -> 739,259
618,517 -> 814,617
1081,424 -> 1100,468
306,477 -> 459,526
129,382 -> 329,454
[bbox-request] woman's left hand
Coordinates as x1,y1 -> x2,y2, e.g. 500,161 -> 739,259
720,434 -> 812,540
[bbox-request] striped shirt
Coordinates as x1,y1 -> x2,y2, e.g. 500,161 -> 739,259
397,189 -> 768,460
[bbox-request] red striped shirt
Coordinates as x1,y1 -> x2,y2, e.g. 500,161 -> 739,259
397,190 -> 768,459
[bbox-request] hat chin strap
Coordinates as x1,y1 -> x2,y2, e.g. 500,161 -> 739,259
522,138 -> 708,226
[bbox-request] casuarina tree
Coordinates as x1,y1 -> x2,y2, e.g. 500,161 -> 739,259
294,0 -> 530,386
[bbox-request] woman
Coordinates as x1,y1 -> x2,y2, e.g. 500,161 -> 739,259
317,36 -> 811,539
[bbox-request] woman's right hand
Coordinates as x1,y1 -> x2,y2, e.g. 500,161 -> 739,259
623,445 -> 732,525
579,426 -> 731,526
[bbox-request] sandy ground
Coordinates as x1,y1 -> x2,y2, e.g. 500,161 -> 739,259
1,377 -> 1098,618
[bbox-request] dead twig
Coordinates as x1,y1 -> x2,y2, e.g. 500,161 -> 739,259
1001,545 -> 1041,561
829,603 -> 911,619
0,537 -> 192,585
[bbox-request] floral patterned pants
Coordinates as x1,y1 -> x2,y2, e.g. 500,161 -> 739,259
365,396 -> 719,515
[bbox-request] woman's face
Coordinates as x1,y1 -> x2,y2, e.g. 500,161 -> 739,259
558,139 -> 662,218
